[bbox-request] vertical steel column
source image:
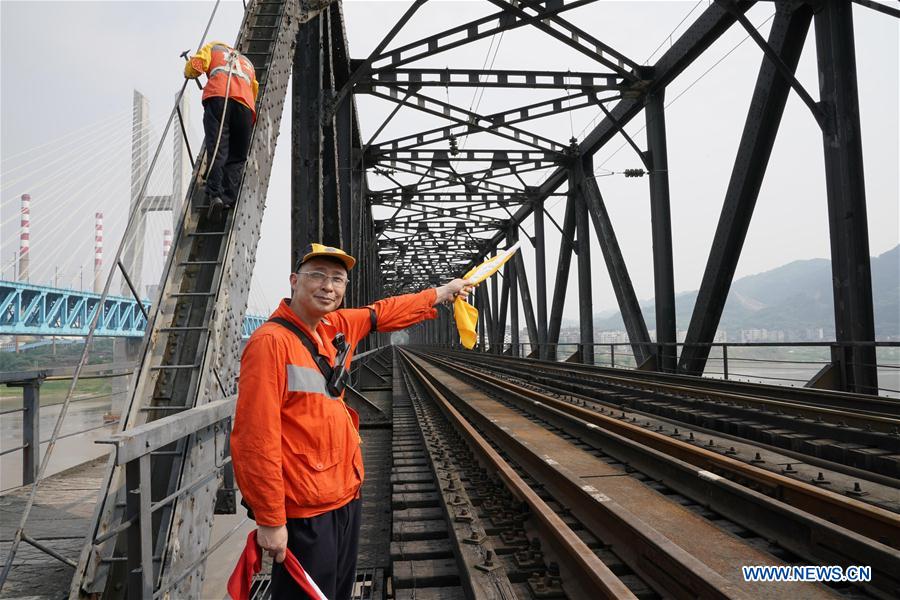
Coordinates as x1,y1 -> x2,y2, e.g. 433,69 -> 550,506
645,90 -> 676,372
126,455 -> 153,599
490,273 -> 499,352
320,11 -> 340,246
513,252 -> 540,354
531,189 -> 549,358
494,263 -> 511,354
292,18 -> 324,264
547,198 -> 577,360
508,228 -> 520,357
330,7 -> 353,253
571,166 -> 594,365
815,2 -> 877,393
477,287 -> 486,350
480,284 -> 494,352
21,382 -> 40,486
581,156 -> 652,365
335,92 -> 352,251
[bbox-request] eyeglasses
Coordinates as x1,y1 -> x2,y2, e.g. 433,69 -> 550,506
298,270 -> 348,288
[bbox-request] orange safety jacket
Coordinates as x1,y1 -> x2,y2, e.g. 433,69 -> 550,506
231,288 -> 438,525
184,41 -> 259,121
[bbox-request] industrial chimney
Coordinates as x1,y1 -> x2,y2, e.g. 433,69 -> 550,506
94,212 -> 103,293
19,194 -> 30,282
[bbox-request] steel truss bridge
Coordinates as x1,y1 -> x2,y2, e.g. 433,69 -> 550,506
0,280 -> 266,338
1,0 -> 897,598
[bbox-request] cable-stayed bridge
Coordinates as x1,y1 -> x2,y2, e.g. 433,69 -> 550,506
0,1 -> 897,599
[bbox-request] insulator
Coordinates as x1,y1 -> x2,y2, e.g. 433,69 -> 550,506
623,168 -> 645,178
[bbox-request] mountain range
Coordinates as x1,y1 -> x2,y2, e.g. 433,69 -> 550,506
592,245 -> 899,339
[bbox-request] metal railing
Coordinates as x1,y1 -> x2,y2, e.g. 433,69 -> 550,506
95,397 -> 244,599
0,364 -> 134,487
453,340 -> 900,397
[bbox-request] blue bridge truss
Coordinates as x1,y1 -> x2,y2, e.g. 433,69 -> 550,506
0,280 -> 265,338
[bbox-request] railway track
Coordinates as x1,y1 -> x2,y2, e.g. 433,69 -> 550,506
427,350 -> 900,482
394,349 -> 900,599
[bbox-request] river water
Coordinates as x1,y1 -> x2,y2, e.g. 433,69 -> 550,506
1,396 -> 118,490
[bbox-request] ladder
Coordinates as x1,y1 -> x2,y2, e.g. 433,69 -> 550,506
69,1 -> 337,597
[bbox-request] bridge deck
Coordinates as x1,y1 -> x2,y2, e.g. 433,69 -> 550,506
0,456 -> 106,599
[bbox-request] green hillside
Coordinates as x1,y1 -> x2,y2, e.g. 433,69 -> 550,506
595,245 -> 899,339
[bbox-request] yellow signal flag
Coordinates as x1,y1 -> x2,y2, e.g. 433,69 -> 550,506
454,242 -> 521,349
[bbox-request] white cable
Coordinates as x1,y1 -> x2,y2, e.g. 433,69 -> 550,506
0,125 -> 157,261
0,111 -> 161,208
0,109 -> 133,173
50,160 -> 136,288
0,112 -> 140,191
12,122 -> 148,282
24,152 -> 134,285
0,118 -> 160,227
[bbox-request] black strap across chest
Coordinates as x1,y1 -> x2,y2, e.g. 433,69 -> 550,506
268,317 -> 334,380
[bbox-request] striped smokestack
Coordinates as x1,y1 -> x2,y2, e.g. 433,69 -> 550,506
19,194 -> 30,282
94,212 -> 103,293
163,229 -> 172,262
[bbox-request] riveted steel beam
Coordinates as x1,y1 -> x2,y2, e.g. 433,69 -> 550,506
679,3 -> 813,377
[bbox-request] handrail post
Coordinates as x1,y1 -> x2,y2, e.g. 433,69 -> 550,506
126,454 -> 154,599
610,344 -> 615,368
722,344 -> 729,380
22,381 -> 40,486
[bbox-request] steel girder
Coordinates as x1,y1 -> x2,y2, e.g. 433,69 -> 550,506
350,0 -> 752,357
358,0 -> 644,297
349,0 -> 888,393
813,1 -> 878,393
679,2 -> 815,378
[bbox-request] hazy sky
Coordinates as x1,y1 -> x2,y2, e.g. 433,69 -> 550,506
1,0 -> 897,323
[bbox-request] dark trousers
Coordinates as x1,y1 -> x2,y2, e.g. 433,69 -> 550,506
202,96 -> 252,205
271,498 -> 361,600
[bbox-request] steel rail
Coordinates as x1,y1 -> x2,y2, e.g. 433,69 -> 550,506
454,347 -> 900,412
402,350 -> 753,600
445,351 -> 900,490
423,352 -> 900,538
411,350 -> 900,597
399,352 -> 638,600
441,350 -> 900,427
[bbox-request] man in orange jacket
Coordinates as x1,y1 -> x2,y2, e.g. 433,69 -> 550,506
184,40 -> 259,220
231,243 -> 473,600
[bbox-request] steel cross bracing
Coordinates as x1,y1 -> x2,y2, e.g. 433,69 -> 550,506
337,0 -> 895,394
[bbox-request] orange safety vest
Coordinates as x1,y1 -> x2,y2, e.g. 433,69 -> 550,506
231,289 -> 438,525
188,42 -> 258,121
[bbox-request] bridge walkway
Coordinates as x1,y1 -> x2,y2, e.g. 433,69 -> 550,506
0,458 -> 106,598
